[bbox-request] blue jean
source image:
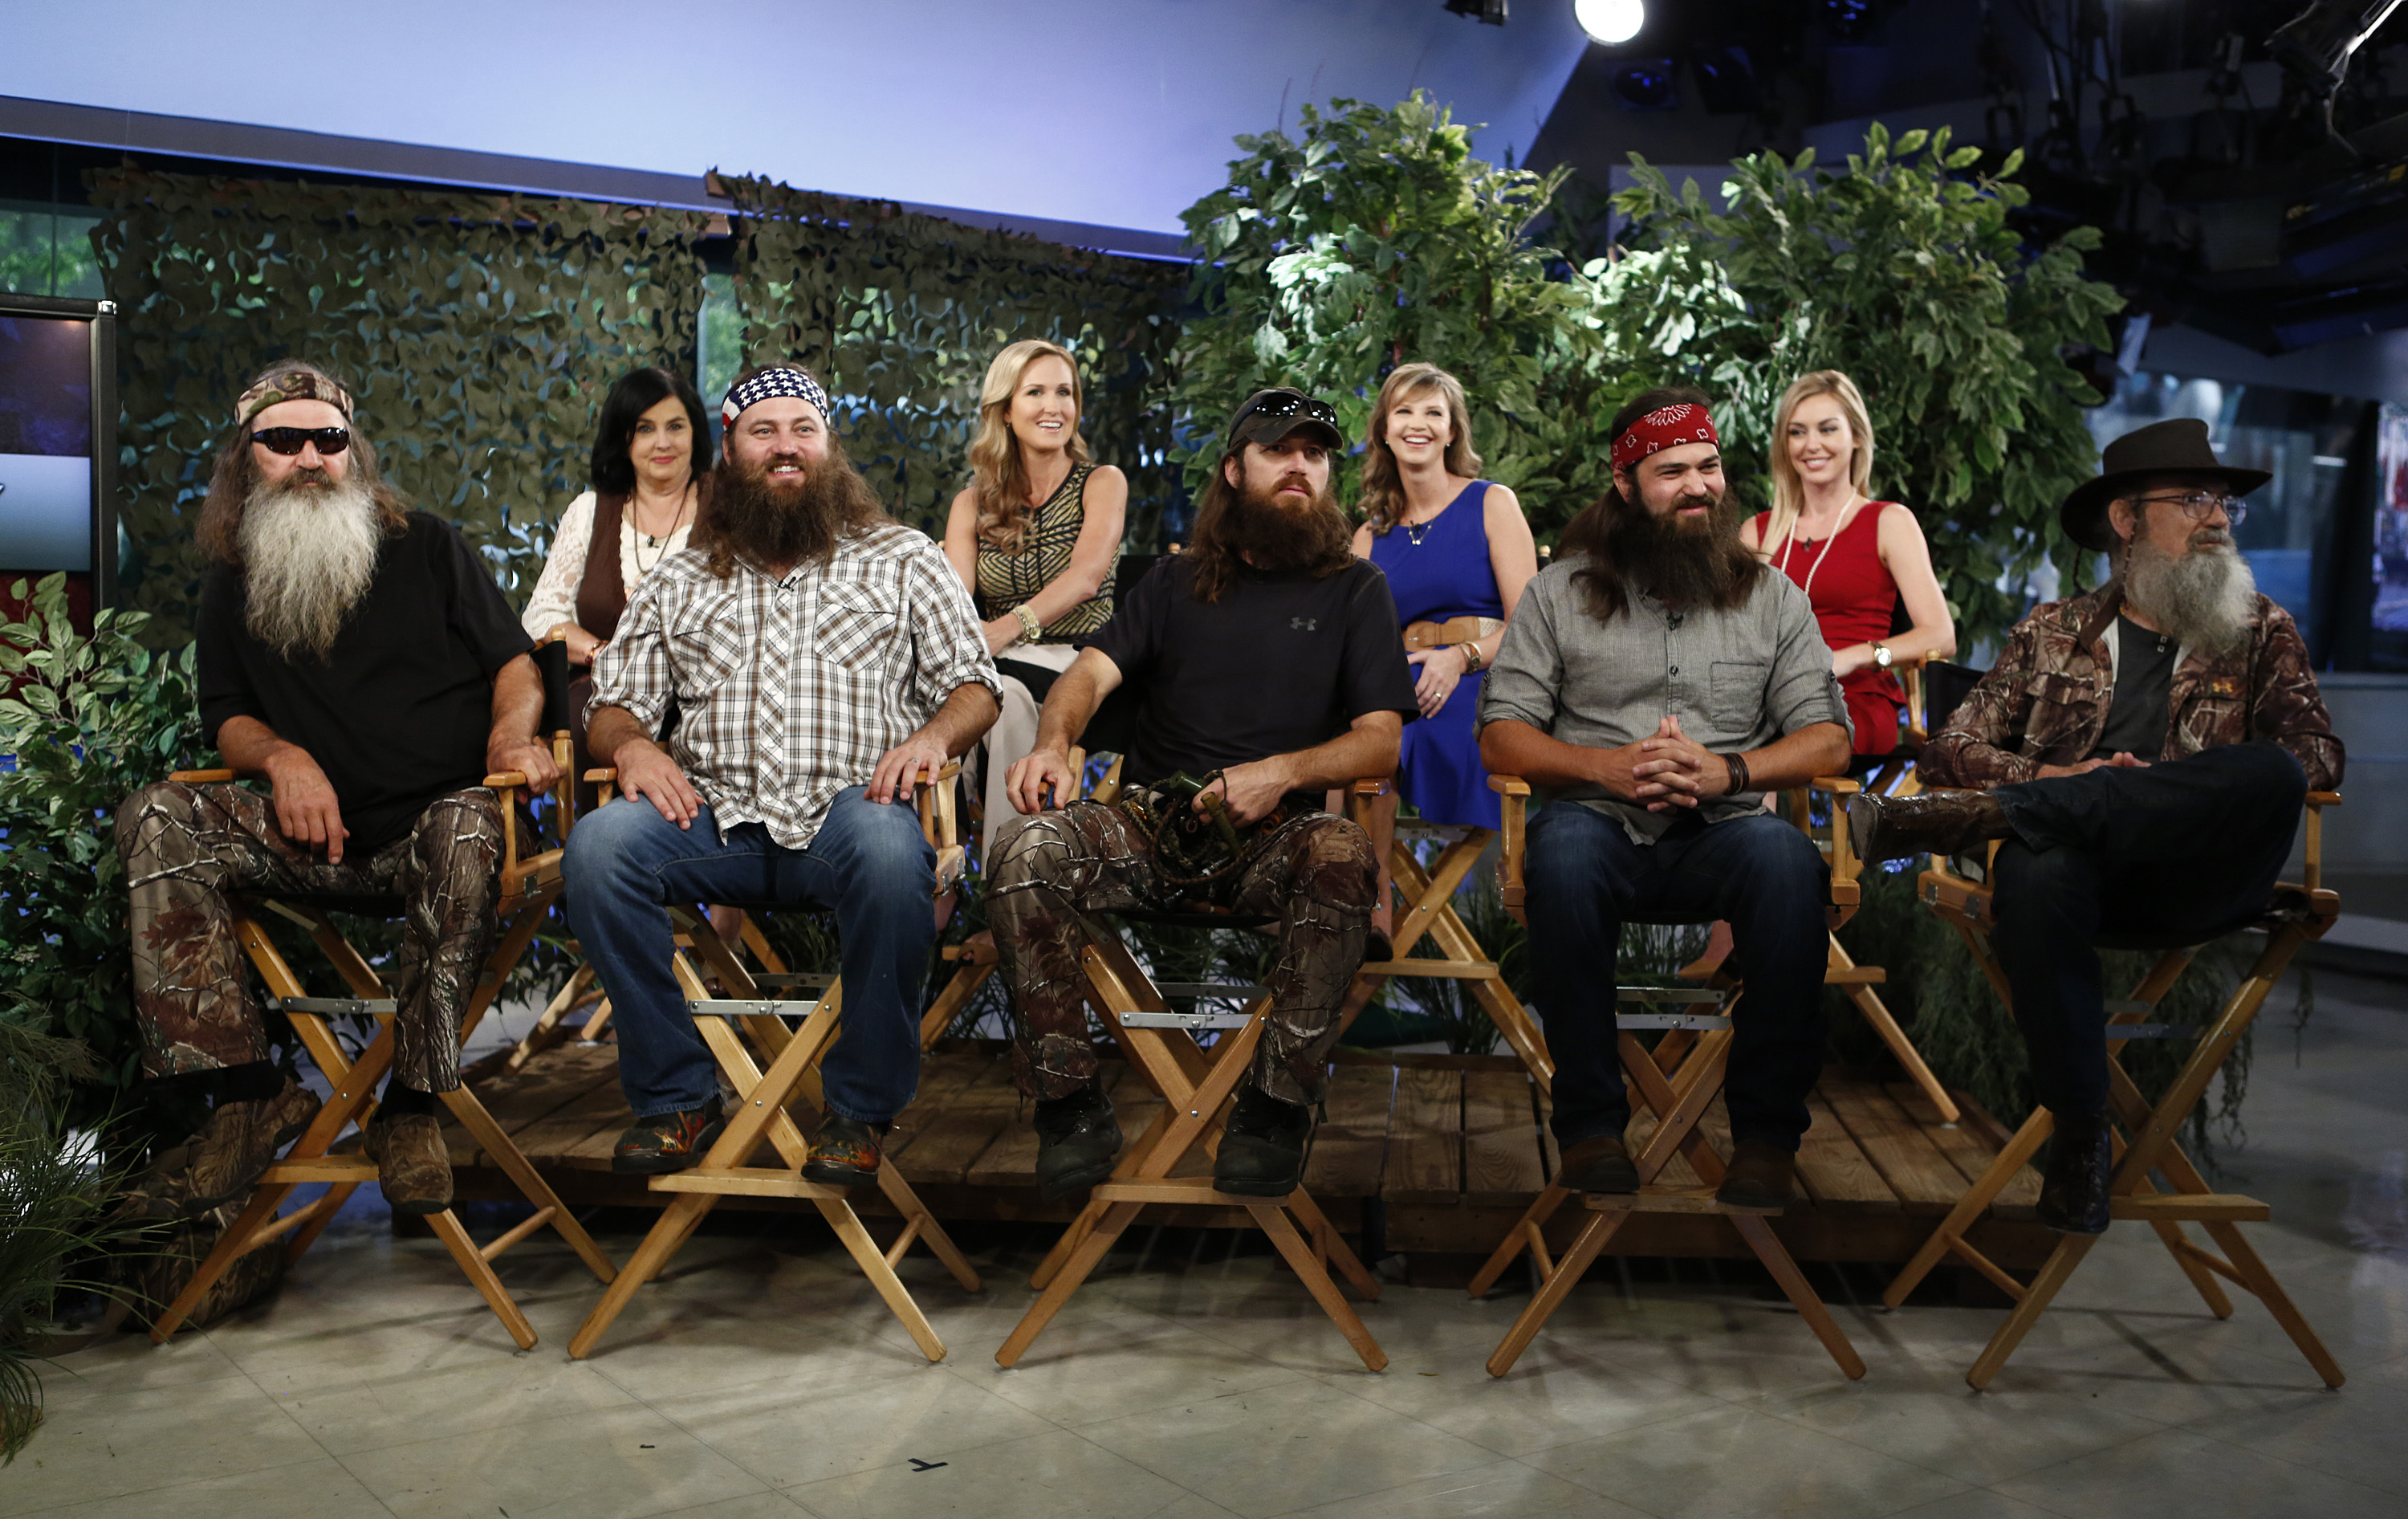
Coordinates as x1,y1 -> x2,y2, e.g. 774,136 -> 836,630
1524,803 -> 1830,1152
560,787 -> 935,1123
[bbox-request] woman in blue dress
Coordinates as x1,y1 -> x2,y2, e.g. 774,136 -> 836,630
1352,363 -> 1540,935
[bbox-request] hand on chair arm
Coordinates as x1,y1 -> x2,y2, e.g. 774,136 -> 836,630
871,681 -> 999,804
589,703 -> 700,829
1009,648 -> 1121,814
216,715 -> 350,862
485,653 -> 563,792
1211,711 -> 1403,827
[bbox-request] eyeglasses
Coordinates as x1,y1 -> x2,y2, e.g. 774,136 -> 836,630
2132,490 -> 2245,529
1236,393 -> 1340,430
251,426 -> 352,456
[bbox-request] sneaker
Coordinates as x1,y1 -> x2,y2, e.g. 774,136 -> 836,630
612,1097 -> 727,1175
1033,1081 -> 1121,1202
363,1107 -> 454,1216
1714,1141 -> 1800,1213
1556,1132 -> 1641,1194
1213,1084 -> 1314,1198
802,1112 -> 891,1187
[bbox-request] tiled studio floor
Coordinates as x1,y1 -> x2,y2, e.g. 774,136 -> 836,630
12,968 -> 2408,1519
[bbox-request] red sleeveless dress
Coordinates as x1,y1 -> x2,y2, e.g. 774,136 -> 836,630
1754,502 -> 1906,756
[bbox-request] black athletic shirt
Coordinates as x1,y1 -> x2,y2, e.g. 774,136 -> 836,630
1084,554 -> 1418,803
2088,613 -> 2178,763
197,511 -> 535,851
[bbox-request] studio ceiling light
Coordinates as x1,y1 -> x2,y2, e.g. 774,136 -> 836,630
1575,0 -> 1645,46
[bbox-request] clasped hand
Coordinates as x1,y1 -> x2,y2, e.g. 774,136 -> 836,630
1615,714 -> 1732,812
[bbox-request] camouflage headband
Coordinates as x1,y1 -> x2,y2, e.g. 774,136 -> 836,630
236,369 -> 355,426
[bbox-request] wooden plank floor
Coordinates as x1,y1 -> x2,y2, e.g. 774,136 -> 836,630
445,1039 -> 2056,1268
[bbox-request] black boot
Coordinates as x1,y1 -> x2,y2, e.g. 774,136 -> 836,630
2036,1110 -> 2114,1234
1214,1084 -> 1314,1198
1033,1081 -> 1121,1202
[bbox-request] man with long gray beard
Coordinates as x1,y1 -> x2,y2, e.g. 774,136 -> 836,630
990,388 -> 1417,1201
562,365 -> 999,1183
1478,387 -> 1851,1213
1850,418 -> 2343,1233
116,361 -> 558,1219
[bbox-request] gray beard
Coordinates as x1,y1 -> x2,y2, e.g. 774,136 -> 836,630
239,479 -> 384,662
2125,533 -> 2257,660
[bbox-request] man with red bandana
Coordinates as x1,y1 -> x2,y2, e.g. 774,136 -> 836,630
1479,386 -> 1852,1212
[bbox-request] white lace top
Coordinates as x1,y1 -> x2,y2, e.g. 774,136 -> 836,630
519,490 -> 698,641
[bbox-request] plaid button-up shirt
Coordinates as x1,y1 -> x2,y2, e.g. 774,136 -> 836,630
590,523 -> 1000,850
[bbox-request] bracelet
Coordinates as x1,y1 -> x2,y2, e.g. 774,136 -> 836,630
1012,604 -> 1043,643
1719,751 -> 1751,796
1460,642 -> 1484,674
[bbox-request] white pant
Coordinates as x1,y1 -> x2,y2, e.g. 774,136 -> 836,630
977,641 -> 1082,858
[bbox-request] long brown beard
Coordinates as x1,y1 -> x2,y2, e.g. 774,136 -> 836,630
2125,528 -> 2257,658
1227,478 -> 1352,571
239,472 -> 385,662
701,446 -> 885,576
1568,490 -> 1759,622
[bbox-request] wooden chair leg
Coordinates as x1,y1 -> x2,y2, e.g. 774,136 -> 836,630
816,1196 -> 947,1362
1486,1203 -> 1629,1377
875,1163 -> 982,1293
1250,1202 -> 1387,1371
1282,1189 -> 1381,1301
1730,1212 -> 1865,1379
1967,1231 -> 2101,1390
425,1208 -> 539,1350
148,1182 -> 293,1343
998,1200 -> 1145,1367
1469,1183 -> 1572,1297
2202,1220 -> 2345,1388
284,1182 -> 358,1263
568,1193 -> 716,1359
1883,1106 -> 2050,1308
439,1085 -> 617,1285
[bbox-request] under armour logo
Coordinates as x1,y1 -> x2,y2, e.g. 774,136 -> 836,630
1291,617 -> 1319,632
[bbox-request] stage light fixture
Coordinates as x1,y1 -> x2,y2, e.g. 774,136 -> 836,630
1576,0 -> 1645,47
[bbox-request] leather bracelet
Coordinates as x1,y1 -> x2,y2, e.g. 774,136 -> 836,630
1719,751 -> 1750,796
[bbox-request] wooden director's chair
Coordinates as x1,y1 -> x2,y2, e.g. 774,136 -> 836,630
1469,773 -> 1871,1381
993,780 -> 1393,1373
148,744 -> 619,1349
565,763 -> 984,1362
1881,792 -> 2346,1391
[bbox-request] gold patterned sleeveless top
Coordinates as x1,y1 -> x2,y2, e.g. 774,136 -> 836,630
972,461 -> 1120,641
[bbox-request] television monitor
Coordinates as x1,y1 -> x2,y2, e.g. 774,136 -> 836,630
0,294 -> 117,606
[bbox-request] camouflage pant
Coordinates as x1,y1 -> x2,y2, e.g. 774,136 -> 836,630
116,781 -> 504,1092
986,800 -> 1377,1106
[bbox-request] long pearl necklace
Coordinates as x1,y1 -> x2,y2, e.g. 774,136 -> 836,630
1777,496 -> 1866,602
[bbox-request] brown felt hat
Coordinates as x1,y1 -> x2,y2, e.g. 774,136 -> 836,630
2060,418 -> 2270,553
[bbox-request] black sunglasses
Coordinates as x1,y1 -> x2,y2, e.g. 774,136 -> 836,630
251,426 -> 352,456
1238,392 -> 1340,429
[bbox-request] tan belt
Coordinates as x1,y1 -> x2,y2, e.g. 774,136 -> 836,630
1403,616 -> 1503,652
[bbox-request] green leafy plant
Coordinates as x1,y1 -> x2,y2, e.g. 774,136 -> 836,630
1,575 -> 206,1119
722,176 -> 1188,546
1171,91 -> 1626,537
1609,125 -> 2125,648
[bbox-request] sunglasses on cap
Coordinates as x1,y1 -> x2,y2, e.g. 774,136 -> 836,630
1234,391 -> 1340,431
251,426 -> 352,456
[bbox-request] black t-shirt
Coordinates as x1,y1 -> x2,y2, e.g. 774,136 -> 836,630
198,511 -> 535,851
2089,613 -> 2178,762
1083,555 -> 1418,801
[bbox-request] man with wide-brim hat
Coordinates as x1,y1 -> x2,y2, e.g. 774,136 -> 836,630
1845,417 -> 2342,1233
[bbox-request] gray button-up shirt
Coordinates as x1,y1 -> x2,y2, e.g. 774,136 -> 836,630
1478,553 -> 1847,842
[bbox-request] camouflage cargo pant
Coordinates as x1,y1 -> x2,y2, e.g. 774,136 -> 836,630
986,799 -> 1377,1106
116,780 -> 505,1093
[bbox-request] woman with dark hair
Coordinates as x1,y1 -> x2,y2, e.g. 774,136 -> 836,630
519,365 -> 714,659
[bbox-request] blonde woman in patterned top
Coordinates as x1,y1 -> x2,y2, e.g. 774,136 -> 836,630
942,339 -> 1127,855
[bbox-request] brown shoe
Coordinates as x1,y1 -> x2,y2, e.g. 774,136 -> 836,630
1715,1142 -> 1800,1213
1848,789 -> 2009,866
120,1076 -> 322,1222
611,1097 -> 726,1175
801,1112 -> 890,1187
1557,1133 -> 1641,1194
364,1109 -> 454,1216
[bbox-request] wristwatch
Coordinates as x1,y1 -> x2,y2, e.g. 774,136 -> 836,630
1872,642 -> 1893,670
1458,642 -> 1484,674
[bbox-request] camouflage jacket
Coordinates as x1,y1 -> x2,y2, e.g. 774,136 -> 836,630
1921,580 -> 2343,793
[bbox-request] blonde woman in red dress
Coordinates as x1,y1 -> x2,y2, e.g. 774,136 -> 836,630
1742,370 -> 1956,758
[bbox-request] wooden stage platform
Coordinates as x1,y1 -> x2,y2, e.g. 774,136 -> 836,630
441,1040 -> 2058,1271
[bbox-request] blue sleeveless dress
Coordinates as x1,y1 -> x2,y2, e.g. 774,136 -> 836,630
1367,480 -> 1505,829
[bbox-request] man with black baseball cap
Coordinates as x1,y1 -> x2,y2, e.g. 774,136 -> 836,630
1848,417 -> 2343,1232
984,386 -> 1419,1201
